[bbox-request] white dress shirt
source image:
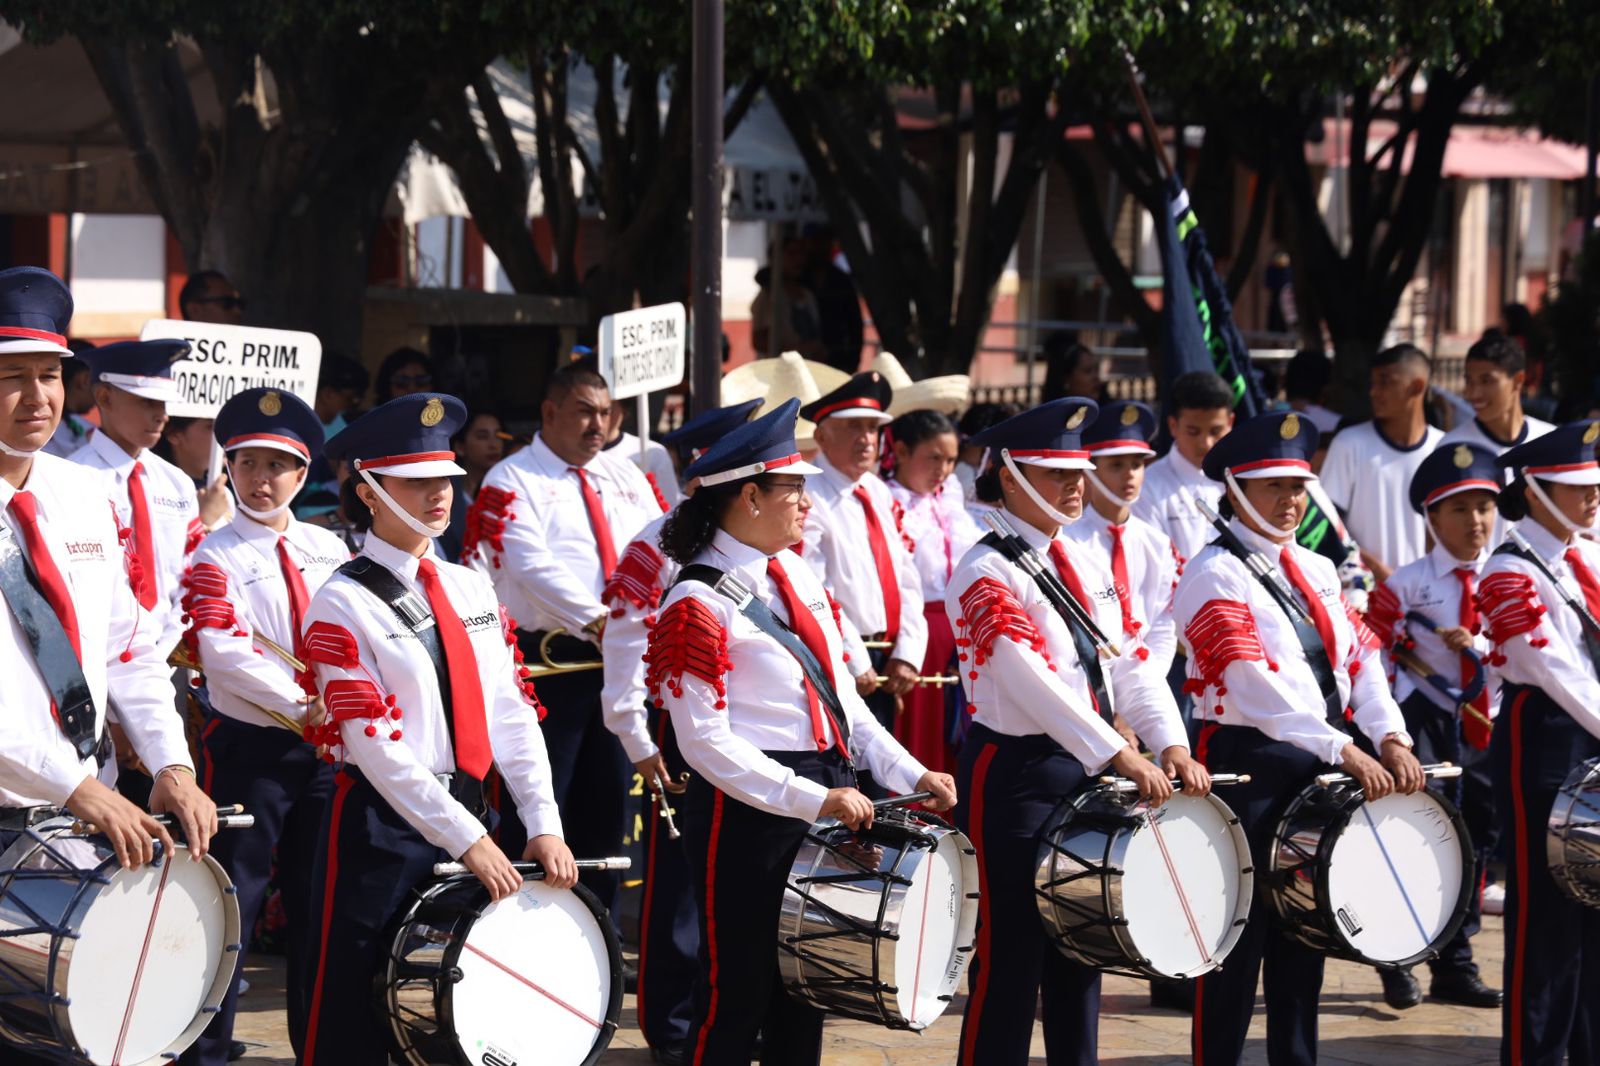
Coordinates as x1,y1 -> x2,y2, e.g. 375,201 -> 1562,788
71,431 -> 200,655
886,475 -> 982,602
652,531 -> 929,822
611,431 -> 682,509
189,511 -> 351,730
1133,447 -> 1223,566
1171,519 -> 1408,764
801,454 -> 927,670
303,535 -> 563,858
1063,503 -> 1180,673
469,433 -> 662,636
944,516 -> 1188,775
601,515 -> 678,763
1478,521 -> 1600,740
1366,543 -> 1498,716
0,453 -> 192,806
1318,421 -> 1444,571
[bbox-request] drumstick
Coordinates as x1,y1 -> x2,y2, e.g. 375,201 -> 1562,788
70,805 -> 254,836
430,856 -> 634,878
1314,762 -> 1462,788
874,791 -> 934,809
1097,773 -> 1252,792
872,674 -> 961,688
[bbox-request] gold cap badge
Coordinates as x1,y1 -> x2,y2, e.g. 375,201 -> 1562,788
420,397 -> 445,427
258,390 -> 282,417
1120,405 -> 1139,426
1066,407 -> 1087,430
1453,444 -> 1473,468
1280,412 -> 1300,440
1586,422 -> 1599,445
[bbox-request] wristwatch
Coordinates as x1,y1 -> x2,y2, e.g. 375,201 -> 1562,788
1380,731 -> 1414,750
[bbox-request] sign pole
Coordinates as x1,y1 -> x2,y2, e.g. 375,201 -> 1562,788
637,393 -> 651,463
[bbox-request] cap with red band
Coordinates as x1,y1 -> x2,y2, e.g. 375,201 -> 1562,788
685,398 -> 822,487
966,396 -> 1100,471
1201,411 -> 1321,483
214,387 -> 326,463
324,393 -> 467,479
0,266 -> 74,358
800,371 -> 894,425
1497,419 -> 1600,487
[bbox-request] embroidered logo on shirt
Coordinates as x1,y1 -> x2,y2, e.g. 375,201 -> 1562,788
63,540 -> 106,562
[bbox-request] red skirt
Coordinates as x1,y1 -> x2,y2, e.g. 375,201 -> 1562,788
895,601 -> 958,776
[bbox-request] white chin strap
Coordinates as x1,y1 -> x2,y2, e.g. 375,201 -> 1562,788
358,468 -> 444,540
1526,476 -> 1595,537
1224,469 -> 1297,539
237,499 -> 290,522
1086,468 -> 1138,510
0,439 -> 40,459
1001,449 -> 1077,527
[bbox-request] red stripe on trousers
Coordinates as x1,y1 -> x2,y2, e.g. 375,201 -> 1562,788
1507,690 -> 1530,1065
300,771 -> 355,1066
198,717 -> 222,796
691,790 -> 726,1066
958,743 -> 999,1066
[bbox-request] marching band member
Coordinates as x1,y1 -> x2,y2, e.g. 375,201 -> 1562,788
465,362 -> 660,902
1170,411 -> 1423,1066
1133,370 -> 1234,567
602,398 -> 760,1064
798,372 -> 927,780
0,266 -> 214,872
1478,421 -> 1600,1064
180,388 -> 352,1066
948,398 -> 1201,1066
71,338 -> 205,656
649,399 -> 955,1066
1360,441 -> 1504,1012
885,408 -> 981,775
299,393 -> 574,1066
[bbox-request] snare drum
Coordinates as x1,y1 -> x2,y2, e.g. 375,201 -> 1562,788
1033,787 -> 1253,979
778,807 -> 978,1031
0,817 -> 241,1065
1548,756 -> 1600,908
1267,780 -> 1472,966
380,875 -> 621,1066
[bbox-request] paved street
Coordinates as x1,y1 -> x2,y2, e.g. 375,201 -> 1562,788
234,915 -> 1507,1064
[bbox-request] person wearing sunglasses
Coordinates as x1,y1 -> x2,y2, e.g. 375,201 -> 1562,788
178,270 -> 246,326
374,347 -> 436,405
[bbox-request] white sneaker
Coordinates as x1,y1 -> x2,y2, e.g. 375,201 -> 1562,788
1482,882 -> 1506,916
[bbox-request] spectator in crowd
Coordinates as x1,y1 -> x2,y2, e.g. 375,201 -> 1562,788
438,408 -> 506,563
802,224 -> 864,372
44,341 -> 98,457
1284,348 -> 1341,436
1264,250 -> 1298,335
751,234 -> 824,359
373,346 -> 435,405
1039,332 -> 1105,404
1443,333 -> 1553,453
179,270 -> 246,326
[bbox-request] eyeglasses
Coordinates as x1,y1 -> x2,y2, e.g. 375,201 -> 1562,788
762,479 -> 808,501
391,374 -> 433,388
191,295 -> 245,311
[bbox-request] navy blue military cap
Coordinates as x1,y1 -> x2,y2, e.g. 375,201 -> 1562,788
966,397 -> 1099,470
1083,400 -> 1156,459
799,370 -> 893,426
1409,442 -> 1500,513
81,339 -> 191,403
1201,410 -> 1320,483
214,387 -> 326,463
660,398 -> 763,457
1498,419 -> 1600,486
0,266 -> 74,358
685,399 -> 822,488
325,393 -> 467,478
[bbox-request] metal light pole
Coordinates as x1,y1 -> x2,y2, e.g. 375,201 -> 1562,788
690,0 -> 725,415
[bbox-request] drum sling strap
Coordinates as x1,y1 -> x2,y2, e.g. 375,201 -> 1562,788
0,523 -> 98,759
1494,542 -> 1600,676
337,557 -> 488,818
673,564 -> 851,756
978,532 -> 1113,725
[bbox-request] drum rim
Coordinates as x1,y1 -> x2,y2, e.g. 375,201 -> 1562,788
1548,755 -> 1600,907
1267,780 -> 1475,968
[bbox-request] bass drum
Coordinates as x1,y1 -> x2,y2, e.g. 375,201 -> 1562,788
380,876 -> 621,1066
1268,780 -> 1473,966
1034,787 -> 1253,979
1548,756 -> 1600,908
778,807 -> 979,1031
0,818 -> 241,1066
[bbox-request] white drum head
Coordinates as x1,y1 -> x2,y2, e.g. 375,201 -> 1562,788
1325,792 -> 1465,964
451,882 -> 611,1066
1120,795 -> 1251,978
890,832 -> 977,1030
68,851 -> 235,1066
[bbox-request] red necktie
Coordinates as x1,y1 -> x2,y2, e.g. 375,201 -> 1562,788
767,557 -> 848,756
126,462 -> 158,610
571,467 -> 618,579
853,484 -> 900,644
10,492 -> 81,661
416,558 -> 492,779
1453,566 -> 1492,750
1565,548 -> 1600,622
1046,540 -> 1104,716
277,536 -> 314,693
1279,547 -> 1338,666
1107,524 -> 1137,637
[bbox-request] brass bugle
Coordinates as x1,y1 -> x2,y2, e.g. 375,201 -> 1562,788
520,628 -> 605,679
873,674 -> 960,688
652,773 -> 682,840
168,630 -> 307,675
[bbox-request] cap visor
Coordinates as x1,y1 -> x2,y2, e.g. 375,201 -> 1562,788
1230,464 -> 1319,482
789,460 -> 823,476
0,338 -> 74,358
369,458 -> 466,478
1088,444 -> 1157,459
108,381 -> 182,404
1014,456 -> 1096,471
1533,467 -> 1600,486
823,410 -> 894,425
224,438 -> 310,462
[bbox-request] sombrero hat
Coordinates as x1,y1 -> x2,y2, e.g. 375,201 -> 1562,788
873,350 -> 971,418
721,352 -> 849,447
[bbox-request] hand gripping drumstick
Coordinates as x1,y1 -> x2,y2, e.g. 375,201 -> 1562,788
1314,762 -> 1463,788
71,803 -> 256,836
431,856 -> 633,879
1096,773 -> 1252,793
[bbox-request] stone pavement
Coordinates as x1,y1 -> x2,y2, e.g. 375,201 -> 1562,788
234,916 -> 1507,1064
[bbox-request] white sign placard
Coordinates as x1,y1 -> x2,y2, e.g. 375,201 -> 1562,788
139,319 -> 323,419
598,302 -> 686,401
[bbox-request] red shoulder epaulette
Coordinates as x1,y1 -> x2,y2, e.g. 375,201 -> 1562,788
645,596 -> 731,709
463,486 -> 518,569
603,539 -> 667,615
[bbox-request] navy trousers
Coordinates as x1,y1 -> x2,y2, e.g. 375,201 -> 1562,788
953,723 -> 1099,1066
636,705 -> 700,1053
299,769 -> 445,1066
680,749 -> 851,1066
182,714 -> 334,1066
1492,684 -> 1600,1066
1192,724 -> 1327,1066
